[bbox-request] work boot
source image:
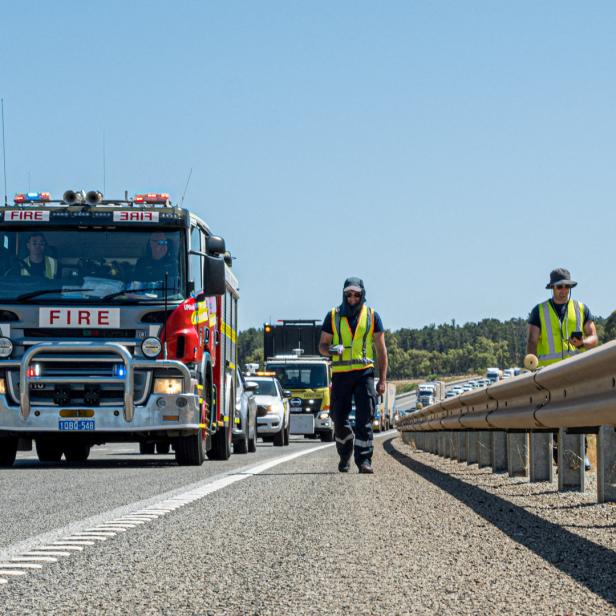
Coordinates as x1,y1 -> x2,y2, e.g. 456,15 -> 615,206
338,459 -> 350,473
358,461 -> 374,474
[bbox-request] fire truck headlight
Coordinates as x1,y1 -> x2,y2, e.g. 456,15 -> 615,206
142,337 -> 162,358
318,411 -> 329,420
0,338 -> 13,358
154,378 -> 183,395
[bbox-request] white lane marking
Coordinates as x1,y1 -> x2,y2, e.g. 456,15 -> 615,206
22,551 -> 71,557
12,556 -> 58,563
0,580 -> 6,585
39,545 -> 83,552
0,571 -> 28,577
0,442 -> 336,588
0,563 -> 43,569
51,541 -> 94,546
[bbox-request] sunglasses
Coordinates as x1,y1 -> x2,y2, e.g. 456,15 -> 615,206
554,285 -> 571,290
345,291 -> 361,298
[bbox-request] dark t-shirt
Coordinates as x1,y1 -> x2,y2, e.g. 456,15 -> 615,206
134,255 -> 177,283
28,260 -> 46,278
529,299 -> 593,329
322,308 -> 384,336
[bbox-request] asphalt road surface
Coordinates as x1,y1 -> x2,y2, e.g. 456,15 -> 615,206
2,434 -> 616,615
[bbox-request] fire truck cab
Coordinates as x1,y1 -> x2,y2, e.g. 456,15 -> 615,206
0,190 -> 239,467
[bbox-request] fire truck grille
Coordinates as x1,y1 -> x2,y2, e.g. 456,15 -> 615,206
6,362 -> 151,407
24,328 -> 136,339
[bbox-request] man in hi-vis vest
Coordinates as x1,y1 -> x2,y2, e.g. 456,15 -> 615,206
527,268 -> 597,367
20,233 -> 58,279
527,267 -> 598,470
319,277 -> 388,474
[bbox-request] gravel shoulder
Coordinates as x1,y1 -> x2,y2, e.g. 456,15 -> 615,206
1,435 -> 615,615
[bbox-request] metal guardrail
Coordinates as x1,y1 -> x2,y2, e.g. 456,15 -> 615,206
396,341 -> 616,504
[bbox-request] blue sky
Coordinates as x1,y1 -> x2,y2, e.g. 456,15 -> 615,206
1,2 -> 615,330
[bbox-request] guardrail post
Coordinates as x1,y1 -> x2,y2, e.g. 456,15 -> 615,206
448,432 -> 456,459
466,432 -> 478,465
437,433 -> 445,456
457,432 -> 467,462
491,431 -> 507,472
558,429 -> 585,492
529,432 -> 553,483
507,432 -> 529,477
478,432 -> 492,468
597,426 -> 616,503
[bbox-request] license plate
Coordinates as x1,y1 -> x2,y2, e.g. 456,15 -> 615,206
58,419 -> 95,431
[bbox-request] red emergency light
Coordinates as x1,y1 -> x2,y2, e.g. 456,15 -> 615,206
14,192 -> 51,204
133,193 -> 170,205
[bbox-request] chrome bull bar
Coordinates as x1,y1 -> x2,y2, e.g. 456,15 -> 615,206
14,341 -> 191,422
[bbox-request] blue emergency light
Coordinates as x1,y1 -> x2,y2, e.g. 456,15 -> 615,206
113,364 -> 127,378
14,192 -> 51,204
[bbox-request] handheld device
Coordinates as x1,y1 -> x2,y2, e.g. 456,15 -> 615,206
571,331 -> 583,341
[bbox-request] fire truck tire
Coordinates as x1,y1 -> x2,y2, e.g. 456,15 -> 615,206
36,439 -> 64,463
273,426 -> 284,447
208,424 -> 231,460
139,442 -> 155,455
320,430 -> 334,443
248,417 -> 257,453
283,420 -> 290,446
155,442 -> 170,455
63,441 -> 91,463
0,437 -> 18,467
176,430 -> 205,466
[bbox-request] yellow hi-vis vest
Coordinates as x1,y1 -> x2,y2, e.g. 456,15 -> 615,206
331,305 -> 375,374
20,256 -> 57,279
537,299 -> 586,367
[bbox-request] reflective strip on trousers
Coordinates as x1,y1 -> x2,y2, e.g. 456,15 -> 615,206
336,433 -> 354,444
354,438 -> 373,448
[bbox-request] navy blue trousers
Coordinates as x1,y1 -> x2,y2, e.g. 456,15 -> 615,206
331,370 -> 377,467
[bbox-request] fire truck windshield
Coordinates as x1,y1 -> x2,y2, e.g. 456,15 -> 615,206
0,228 -> 186,302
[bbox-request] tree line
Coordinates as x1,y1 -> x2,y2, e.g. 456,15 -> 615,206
238,313 -> 611,380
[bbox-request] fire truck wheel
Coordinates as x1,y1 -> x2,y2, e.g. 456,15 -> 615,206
248,416 -> 257,453
155,442 -> 170,455
233,432 -> 248,454
208,423 -> 231,460
283,419 -> 290,446
0,437 -> 18,467
63,441 -> 91,463
320,430 -> 334,443
139,442 -> 155,455
35,439 -> 64,463
273,426 -> 285,447
175,430 -> 205,466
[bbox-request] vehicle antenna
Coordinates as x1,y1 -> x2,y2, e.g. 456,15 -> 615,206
102,131 -> 106,194
180,168 -> 192,207
163,271 -> 169,360
1,98 -> 8,207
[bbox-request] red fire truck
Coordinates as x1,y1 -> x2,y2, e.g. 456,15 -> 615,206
0,190 -> 239,466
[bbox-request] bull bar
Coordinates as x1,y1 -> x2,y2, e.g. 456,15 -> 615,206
1,341 -> 192,421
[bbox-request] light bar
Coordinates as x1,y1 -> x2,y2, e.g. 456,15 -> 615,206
255,371 -> 276,377
14,192 -> 51,204
133,193 -> 170,205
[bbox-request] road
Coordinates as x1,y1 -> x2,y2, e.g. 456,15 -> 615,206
2,433 -> 616,615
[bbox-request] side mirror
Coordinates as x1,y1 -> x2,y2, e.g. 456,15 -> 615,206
207,235 -> 226,256
202,255 -> 226,296
283,390 -> 292,398
244,381 -> 258,392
